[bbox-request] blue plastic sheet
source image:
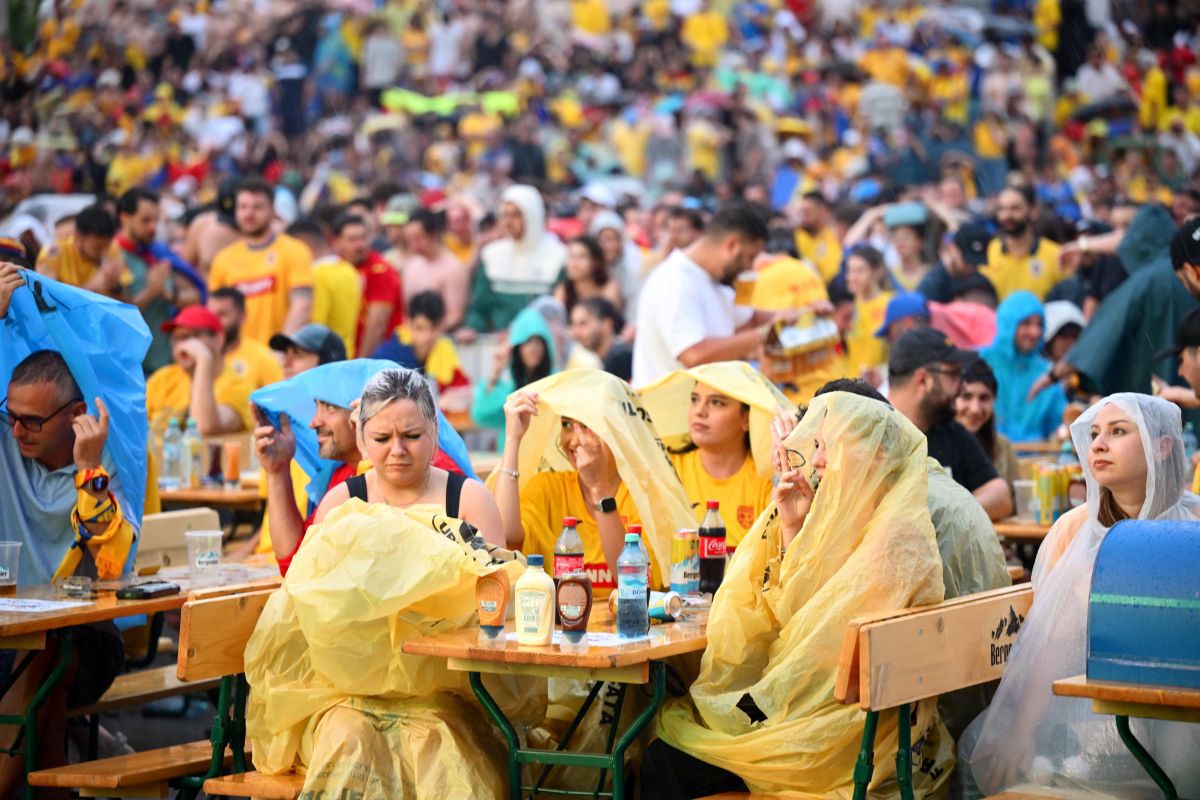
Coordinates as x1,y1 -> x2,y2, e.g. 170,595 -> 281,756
0,270 -> 151,568
250,359 -> 477,510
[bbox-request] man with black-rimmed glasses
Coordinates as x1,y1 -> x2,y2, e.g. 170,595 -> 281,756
0,260 -> 131,795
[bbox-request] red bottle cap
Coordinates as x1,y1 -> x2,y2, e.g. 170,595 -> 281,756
706,500 -> 720,510
562,517 -> 578,527
627,524 -> 643,534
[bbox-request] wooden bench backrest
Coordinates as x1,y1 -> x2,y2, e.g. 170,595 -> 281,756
136,508 -> 221,572
177,589 -> 274,682
835,584 -> 1034,711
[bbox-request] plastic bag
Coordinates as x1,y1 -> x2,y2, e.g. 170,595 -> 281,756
657,392 -> 949,798
245,500 -> 544,797
638,360 -> 795,477
250,358 -> 478,511
0,271 -> 150,543
959,393 -> 1200,798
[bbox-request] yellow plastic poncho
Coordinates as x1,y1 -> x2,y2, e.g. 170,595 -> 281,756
502,369 -> 696,791
506,369 -> 696,573
245,501 -> 543,797
657,392 -> 950,798
638,361 -> 796,478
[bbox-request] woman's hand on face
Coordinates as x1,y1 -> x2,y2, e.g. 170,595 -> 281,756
503,391 -> 538,443
771,411 -> 798,472
572,423 -> 617,499
774,442 -> 814,540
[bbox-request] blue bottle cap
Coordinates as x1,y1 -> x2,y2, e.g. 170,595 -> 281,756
527,554 -> 544,567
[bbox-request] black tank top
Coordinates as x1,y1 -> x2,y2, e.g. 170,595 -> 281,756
344,471 -> 467,519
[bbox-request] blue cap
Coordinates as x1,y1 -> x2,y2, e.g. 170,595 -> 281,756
875,291 -> 929,339
527,554 -> 544,567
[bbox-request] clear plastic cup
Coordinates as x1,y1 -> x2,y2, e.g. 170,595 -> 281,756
185,530 -> 223,583
1013,480 -> 1036,521
0,542 -> 20,595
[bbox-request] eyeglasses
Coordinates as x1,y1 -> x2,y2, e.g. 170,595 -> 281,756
0,396 -> 82,433
925,366 -> 963,382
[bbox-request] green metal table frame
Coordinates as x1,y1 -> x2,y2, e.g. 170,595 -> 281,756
0,629 -> 74,800
1113,713 -> 1189,800
469,661 -> 667,800
850,704 -> 915,800
176,673 -> 250,800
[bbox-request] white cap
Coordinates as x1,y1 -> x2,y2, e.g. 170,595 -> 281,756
782,138 -> 807,160
10,127 -> 34,146
579,183 -> 616,208
1043,301 -> 1086,342
97,69 -> 121,89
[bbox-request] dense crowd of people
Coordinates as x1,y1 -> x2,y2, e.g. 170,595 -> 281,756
3,0 -> 1200,796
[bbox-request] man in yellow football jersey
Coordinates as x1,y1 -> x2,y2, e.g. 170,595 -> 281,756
208,179 -> 313,344
208,287 -> 283,390
793,191 -> 844,283
35,205 -> 123,295
983,185 -> 1068,301
145,307 -> 254,436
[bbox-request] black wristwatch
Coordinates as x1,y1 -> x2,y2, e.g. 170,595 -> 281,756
594,496 -> 618,514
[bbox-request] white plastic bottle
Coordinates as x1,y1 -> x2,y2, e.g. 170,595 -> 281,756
515,555 -> 556,646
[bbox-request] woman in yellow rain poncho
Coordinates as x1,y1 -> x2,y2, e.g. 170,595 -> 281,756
491,368 -> 696,790
639,361 -> 794,551
646,391 -> 951,799
494,368 -> 696,596
244,369 -> 540,798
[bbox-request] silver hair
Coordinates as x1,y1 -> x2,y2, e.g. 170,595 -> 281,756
358,368 -> 438,433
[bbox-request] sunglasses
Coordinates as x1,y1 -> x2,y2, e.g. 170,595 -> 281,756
0,396 -> 83,433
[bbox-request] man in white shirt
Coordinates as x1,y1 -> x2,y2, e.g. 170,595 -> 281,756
632,202 -> 793,386
1075,45 -> 1127,102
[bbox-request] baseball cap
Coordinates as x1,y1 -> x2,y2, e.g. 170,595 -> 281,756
951,221 -> 991,267
578,183 -> 616,209
1154,308 -> 1200,361
875,292 -> 930,338
888,327 -> 976,377
1170,218 -> 1200,271
947,271 -> 999,304
269,324 -> 346,365
162,306 -> 223,335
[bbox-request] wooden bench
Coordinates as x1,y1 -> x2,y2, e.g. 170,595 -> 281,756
693,585 -> 1037,800
29,586 -> 275,798
204,769 -> 305,799
833,584 -> 1035,800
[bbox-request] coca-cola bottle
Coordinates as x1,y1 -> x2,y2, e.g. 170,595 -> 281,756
553,517 -> 584,585
699,501 -> 727,596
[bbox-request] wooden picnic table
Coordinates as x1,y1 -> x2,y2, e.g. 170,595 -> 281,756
403,606 -> 708,799
1054,674 -> 1200,798
0,562 -> 280,799
994,517 -> 1053,542
159,486 -> 264,511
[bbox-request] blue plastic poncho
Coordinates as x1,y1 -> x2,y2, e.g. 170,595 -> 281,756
250,359 -> 477,511
981,291 -> 1067,442
0,270 -> 150,573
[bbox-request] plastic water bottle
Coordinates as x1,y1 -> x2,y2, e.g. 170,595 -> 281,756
1185,423 -> 1198,464
616,533 -> 649,638
182,419 -> 204,488
161,419 -> 182,485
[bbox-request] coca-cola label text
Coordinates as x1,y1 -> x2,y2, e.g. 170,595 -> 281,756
699,535 -> 726,559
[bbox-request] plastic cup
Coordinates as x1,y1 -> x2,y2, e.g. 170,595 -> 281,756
0,542 -> 20,595
1013,480 -> 1036,521
185,530 -> 223,583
